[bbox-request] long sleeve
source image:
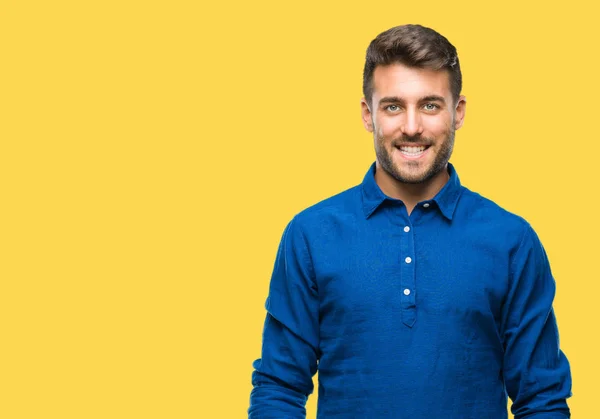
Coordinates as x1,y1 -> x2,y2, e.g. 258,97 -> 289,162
249,217 -> 319,419
502,223 -> 572,419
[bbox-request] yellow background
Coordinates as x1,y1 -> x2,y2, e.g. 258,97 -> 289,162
1,1 -> 596,417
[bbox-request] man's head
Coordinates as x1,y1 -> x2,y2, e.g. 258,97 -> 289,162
362,24 -> 462,109
360,24 -> 466,185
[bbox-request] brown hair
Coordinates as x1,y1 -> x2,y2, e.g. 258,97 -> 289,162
362,24 -> 462,106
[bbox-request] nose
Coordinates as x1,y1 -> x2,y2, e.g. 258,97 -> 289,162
401,108 -> 424,137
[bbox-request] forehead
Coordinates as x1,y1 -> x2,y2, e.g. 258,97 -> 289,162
371,63 -> 451,101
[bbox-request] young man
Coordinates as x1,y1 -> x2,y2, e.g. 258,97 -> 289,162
249,24 -> 572,418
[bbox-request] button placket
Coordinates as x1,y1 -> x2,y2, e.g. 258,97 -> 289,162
400,222 -> 416,327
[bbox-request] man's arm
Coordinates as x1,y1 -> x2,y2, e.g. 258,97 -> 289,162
502,223 -> 572,419
249,217 -> 319,419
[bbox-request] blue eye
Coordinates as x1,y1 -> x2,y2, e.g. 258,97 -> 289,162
386,105 -> 400,112
423,103 -> 439,111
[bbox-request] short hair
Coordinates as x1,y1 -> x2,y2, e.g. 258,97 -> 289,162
362,24 -> 462,106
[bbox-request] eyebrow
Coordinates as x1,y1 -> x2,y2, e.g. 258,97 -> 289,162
379,95 -> 447,105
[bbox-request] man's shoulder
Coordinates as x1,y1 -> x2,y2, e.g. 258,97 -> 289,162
292,184 -> 363,227
459,187 -> 531,234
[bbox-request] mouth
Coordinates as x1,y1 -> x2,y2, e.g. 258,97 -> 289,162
394,144 -> 431,160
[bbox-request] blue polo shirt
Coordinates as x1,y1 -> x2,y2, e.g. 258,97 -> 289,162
249,163 -> 571,418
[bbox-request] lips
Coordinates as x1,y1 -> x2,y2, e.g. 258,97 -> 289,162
395,144 -> 430,159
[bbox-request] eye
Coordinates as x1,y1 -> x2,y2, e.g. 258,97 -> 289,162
385,105 -> 401,112
423,103 -> 440,111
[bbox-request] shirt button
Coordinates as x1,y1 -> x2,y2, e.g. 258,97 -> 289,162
423,203 -> 430,208
405,257 -> 412,264
403,289 -> 411,296
404,226 -> 410,232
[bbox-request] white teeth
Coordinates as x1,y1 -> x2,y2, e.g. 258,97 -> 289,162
399,146 -> 426,154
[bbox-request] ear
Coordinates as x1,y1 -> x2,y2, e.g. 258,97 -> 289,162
360,98 -> 374,133
454,95 -> 466,130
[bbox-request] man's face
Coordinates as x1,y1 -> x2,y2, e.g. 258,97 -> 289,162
361,63 -> 466,184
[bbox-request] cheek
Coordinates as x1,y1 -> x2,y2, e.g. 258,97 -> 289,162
425,116 -> 453,135
375,117 -> 400,139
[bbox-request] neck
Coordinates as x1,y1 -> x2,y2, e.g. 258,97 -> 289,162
374,163 -> 450,215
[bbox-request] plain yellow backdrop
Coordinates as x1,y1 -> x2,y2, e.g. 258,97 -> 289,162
1,1 -> 596,417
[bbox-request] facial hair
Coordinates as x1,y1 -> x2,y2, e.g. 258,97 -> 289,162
374,125 -> 455,185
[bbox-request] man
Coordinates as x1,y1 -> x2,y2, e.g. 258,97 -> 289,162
249,24 -> 572,418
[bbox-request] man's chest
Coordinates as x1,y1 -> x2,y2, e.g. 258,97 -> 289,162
311,223 -> 510,340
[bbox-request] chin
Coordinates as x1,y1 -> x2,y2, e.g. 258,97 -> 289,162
394,163 -> 440,184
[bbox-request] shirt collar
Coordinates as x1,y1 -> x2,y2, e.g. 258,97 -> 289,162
361,162 -> 463,220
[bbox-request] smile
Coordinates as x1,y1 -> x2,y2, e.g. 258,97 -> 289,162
395,145 -> 430,159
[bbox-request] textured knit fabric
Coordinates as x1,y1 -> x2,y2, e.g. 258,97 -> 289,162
249,163 -> 572,419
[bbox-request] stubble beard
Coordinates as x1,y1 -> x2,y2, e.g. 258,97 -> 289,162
375,127 -> 455,185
